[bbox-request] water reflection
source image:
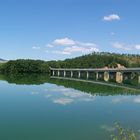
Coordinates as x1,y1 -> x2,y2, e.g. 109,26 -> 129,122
0,73 -> 49,85
111,95 -> 140,104
1,73 -> 140,106
0,73 -> 140,96
31,86 -> 96,105
100,124 -> 115,132
0,74 -> 140,140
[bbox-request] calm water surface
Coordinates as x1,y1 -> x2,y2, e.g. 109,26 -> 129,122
0,74 -> 140,140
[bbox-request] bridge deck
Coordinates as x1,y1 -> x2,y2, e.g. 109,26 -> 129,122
50,67 -> 140,72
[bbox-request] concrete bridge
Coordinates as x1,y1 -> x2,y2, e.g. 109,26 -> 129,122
50,67 -> 140,84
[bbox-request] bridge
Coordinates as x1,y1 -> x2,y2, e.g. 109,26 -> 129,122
50,67 -> 140,84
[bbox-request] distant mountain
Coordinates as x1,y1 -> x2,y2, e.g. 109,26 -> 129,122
0,58 -> 7,63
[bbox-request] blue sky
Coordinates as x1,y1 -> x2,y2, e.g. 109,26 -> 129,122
0,0 -> 140,60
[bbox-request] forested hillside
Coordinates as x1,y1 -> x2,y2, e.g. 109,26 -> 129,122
0,59 -> 49,73
0,52 -> 140,73
48,52 -> 140,68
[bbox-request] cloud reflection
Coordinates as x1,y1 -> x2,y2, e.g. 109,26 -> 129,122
133,97 -> 140,103
53,98 -> 74,105
31,86 -> 96,105
111,95 -> 140,104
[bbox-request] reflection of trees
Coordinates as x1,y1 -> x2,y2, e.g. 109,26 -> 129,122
0,74 -> 50,85
48,78 -> 140,96
0,74 -> 140,96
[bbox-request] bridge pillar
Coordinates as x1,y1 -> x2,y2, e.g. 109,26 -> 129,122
104,71 -> 109,82
116,72 -> 123,83
78,71 -> 81,78
58,70 -> 60,77
64,71 -> 66,77
87,71 -> 89,79
96,72 -> 99,80
123,72 -> 131,80
52,70 -> 55,76
109,72 -> 116,81
138,73 -> 140,84
71,71 -> 73,78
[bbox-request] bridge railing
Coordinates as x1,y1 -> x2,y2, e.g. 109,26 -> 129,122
50,67 -> 140,84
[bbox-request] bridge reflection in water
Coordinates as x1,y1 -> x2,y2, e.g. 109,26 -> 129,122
50,67 -> 140,85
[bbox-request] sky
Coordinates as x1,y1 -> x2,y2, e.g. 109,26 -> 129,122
0,0 -> 140,61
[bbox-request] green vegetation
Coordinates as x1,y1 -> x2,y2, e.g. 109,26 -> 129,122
0,59 -> 49,74
47,52 -> 140,68
48,77 -> 140,95
111,123 -> 138,140
0,73 -> 140,95
0,73 -> 49,85
0,63 -> 5,73
0,52 -> 140,74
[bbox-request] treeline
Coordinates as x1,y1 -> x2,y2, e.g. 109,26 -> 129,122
48,52 -> 140,68
0,59 -> 49,73
0,52 -> 140,74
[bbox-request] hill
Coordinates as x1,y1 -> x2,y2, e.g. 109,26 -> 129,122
0,52 -> 140,74
0,58 -> 7,63
47,52 -> 140,68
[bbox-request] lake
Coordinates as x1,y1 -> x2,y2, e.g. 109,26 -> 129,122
0,74 -> 140,140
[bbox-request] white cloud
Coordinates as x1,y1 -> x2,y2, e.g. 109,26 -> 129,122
46,44 -> 54,48
112,42 -> 140,51
63,45 -> 99,54
54,38 -> 75,46
52,50 -> 71,55
77,42 -> 97,47
135,45 -> 140,50
103,14 -> 120,21
51,46 -> 99,55
112,42 -> 132,51
48,37 -> 99,55
32,46 -> 41,50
